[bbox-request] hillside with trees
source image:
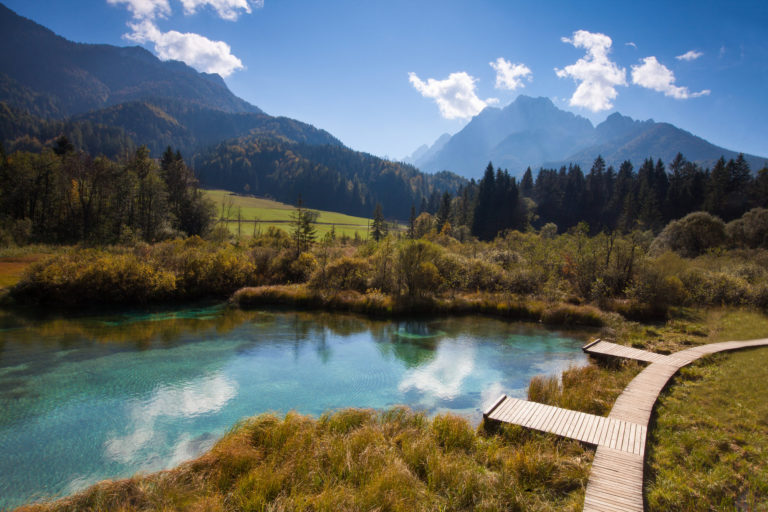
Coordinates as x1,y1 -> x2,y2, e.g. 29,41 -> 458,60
192,135 -> 465,220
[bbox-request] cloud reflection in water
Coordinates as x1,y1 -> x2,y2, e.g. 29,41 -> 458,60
104,373 -> 237,468
398,340 -> 475,404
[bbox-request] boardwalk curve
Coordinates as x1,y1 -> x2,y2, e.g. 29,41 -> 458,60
484,337 -> 768,512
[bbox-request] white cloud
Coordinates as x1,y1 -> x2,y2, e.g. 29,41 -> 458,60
489,57 -> 532,91
107,0 -> 171,19
179,0 -> 261,21
555,30 -> 627,112
676,50 -> 703,61
631,56 -> 710,99
408,71 -> 496,119
127,20 -> 244,76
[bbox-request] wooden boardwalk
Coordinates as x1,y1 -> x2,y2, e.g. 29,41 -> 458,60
484,396 -> 646,455
484,337 -> 768,512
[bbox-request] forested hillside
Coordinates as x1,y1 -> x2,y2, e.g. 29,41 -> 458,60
193,136 -> 465,220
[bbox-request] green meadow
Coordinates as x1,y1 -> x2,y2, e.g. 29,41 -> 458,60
204,190 -> 382,238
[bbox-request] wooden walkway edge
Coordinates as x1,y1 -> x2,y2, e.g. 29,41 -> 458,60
484,337 -> 768,512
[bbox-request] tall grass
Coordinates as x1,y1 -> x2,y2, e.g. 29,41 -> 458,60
527,362 -> 642,416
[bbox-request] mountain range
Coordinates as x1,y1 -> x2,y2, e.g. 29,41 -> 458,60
409,96 -> 768,179
0,2 -> 460,219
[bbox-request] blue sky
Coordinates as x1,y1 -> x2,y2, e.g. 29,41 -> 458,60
4,0 -> 767,161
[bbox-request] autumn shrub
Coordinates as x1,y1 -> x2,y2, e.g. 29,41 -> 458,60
367,239 -> 398,293
11,240 -> 261,306
147,238 -> 257,297
265,249 -> 316,283
248,245 -> 278,278
464,257 -> 508,292
680,268 -> 751,306
627,253 -> 689,311
12,249 -> 176,305
650,211 -> 726,257
310,256 -> 371,292
434,252 -> 468,291
397,240 -> 444,296
726,207 -> 768,249
289,251 -> 317,282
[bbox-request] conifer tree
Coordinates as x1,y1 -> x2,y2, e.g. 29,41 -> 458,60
371,203 -> 386,242
291,195 -> 318,256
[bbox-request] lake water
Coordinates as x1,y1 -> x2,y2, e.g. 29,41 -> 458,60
0,305 -> 591,508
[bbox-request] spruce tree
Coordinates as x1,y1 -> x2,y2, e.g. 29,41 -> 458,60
371,203 -> 386,242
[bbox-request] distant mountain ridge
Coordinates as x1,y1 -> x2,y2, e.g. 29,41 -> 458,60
413,96 -> 767,178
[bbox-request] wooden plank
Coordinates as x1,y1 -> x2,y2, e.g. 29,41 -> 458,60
542,404 -> 564,433
483,394 -> 507,418
582,338 -> 602,351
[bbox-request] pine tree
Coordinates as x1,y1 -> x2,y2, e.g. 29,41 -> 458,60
436,192 -> 452,230
520,167 -> 534,197
472,163 -> 496,240
291,195 -> 318,256
371,203 -> 386,242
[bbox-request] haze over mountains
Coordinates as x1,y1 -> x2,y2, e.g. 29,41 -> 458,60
409,95 -> 767,179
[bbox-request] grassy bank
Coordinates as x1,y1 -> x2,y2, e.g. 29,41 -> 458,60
645,346 -> 768,510
231,285 -> 606,327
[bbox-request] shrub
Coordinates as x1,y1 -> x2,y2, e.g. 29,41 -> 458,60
681,268 -> 751,306
289,252 -> 317,282
726,208 -> 768,249
12,250 -> 176,305
267,249 -> 316,283
650,211 -> 726,257
310,256 -> 371,292
397,240 -> 443,296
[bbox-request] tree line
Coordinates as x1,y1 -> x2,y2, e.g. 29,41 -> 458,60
0,138 -> 215,245
419,153 -> 768,241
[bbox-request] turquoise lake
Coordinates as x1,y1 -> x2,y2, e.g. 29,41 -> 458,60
0,305 -> 591,508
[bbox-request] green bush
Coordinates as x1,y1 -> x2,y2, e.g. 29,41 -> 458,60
726,208 -> 768,249
651,211 -> 726,257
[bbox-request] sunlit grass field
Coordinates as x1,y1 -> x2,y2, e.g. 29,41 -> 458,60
204,189 -> 381,238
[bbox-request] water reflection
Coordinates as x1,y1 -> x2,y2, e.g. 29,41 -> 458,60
0,305 -> 593,509
399,340 -> 475,402
105,372 -> 237,466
